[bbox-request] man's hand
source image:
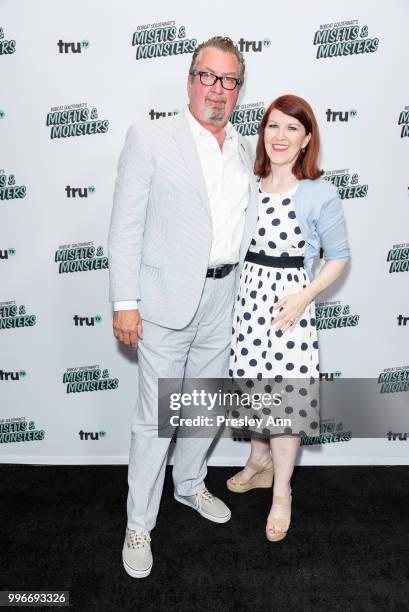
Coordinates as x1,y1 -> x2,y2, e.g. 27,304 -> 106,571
113,309 -> 143,349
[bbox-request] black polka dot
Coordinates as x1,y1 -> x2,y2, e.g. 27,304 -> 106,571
286,363 -> 294,371
300,365 -> 308,373
252,304 -> 258,311
276,272 -> 281,280
275,375 -> 283,383
237,369 -> 245,376
298,240 -> 306,248
247,326 -> 253,334
285,406 -> 293,414
262,196 -> 270,203
285,384 -> 294,392
310,421 -> 318,429
287,341 -> 295,349
300,319 -> 308,327
299,409 -> 307,417
253,339 -> 261,346
262,407 -> 271,415
301,342 -> 308,351
287,273 -> 292,281
275,329 -> 283,338
243,312 -> 251,320
280,252 -> 289,257
272,218 -> 280,226
266,362 -> 272,370
284,427 -> 292,434
249,359 -> 257,366
288,210 -> 296,219
280,232 -> 288,240
251,238 -> 256,245
299,388 -> 307,396
294,226 -> 301,234
264,384 -> 272,393
238,333 -> 244,341
282,198 -> 291,205
313,341 -> 318,349
241,348 -> 249,356
310,399 -> 318,408
258,317 -> 265,325
258,227 -> 266,236
246,379 -> 254,388
275,352 -> 283,360
268,241 -> 276,249
266,207 -> 275,214
250,290 -> 257,298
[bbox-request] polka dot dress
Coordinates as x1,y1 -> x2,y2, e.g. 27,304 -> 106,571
229,183 -> 320,437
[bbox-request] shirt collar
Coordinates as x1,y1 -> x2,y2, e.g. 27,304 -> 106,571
184,106 -> 237,142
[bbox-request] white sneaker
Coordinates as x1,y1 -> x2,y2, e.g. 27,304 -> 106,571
122,529 -> 153,578
174,488 -> 231,523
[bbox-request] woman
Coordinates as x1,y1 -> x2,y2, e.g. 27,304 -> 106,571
227,95 -> 349,542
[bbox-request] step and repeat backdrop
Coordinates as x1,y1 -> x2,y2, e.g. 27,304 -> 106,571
1,0 -> 408,465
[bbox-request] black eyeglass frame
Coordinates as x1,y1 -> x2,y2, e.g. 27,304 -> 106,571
189,69 -> 242,90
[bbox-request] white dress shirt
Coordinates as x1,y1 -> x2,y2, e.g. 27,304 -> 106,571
114,106 -> 249,311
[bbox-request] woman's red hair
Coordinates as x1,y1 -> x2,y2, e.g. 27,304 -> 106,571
254,94 -> 323,180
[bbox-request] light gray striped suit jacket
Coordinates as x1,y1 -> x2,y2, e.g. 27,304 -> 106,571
108,112 -> 259,329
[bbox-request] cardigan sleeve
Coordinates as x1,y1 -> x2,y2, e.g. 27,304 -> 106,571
316,183 -> 350,263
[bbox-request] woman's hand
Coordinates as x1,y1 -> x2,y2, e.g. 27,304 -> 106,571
272,290 -> 312,333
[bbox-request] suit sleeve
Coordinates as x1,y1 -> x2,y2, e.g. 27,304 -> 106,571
108,124 -> 153,302
316,183 -> 350,263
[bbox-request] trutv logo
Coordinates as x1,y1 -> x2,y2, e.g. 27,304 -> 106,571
319,371 -> 342,381
73,314 -> 102,327
78,430 -> 106,441
149,109 -> 179,120
0,248 -> 16,260
0,369 -> 26,381
237,38 -> 270,52
326,108 -> 357,122
57,39 -> 90,53
65,185 -> 95,198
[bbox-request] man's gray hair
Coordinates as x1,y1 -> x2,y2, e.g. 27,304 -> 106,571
189,36 -> 245,86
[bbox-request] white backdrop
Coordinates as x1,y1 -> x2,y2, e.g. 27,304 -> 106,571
1,0 -> 408,465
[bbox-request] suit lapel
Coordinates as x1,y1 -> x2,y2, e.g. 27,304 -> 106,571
172,113 -> 210,212
238,137 -> 259,265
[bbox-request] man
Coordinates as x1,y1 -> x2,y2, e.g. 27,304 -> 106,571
108,36 -> 258,578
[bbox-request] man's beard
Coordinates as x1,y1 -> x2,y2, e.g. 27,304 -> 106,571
203,95 -> 227,123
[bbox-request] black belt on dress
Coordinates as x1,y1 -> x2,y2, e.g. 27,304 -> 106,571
206,263 -> 237,279
245,251 -> 304,269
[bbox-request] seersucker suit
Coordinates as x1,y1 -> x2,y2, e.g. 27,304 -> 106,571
108,111 -> 258,533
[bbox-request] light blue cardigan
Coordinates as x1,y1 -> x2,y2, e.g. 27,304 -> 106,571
288,177 -> 350,280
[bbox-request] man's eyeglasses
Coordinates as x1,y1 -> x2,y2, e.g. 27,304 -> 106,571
189,70 -> 241,91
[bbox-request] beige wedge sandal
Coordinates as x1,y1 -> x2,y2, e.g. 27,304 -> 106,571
266,495 -> 292,542
226,461 -> 273,493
